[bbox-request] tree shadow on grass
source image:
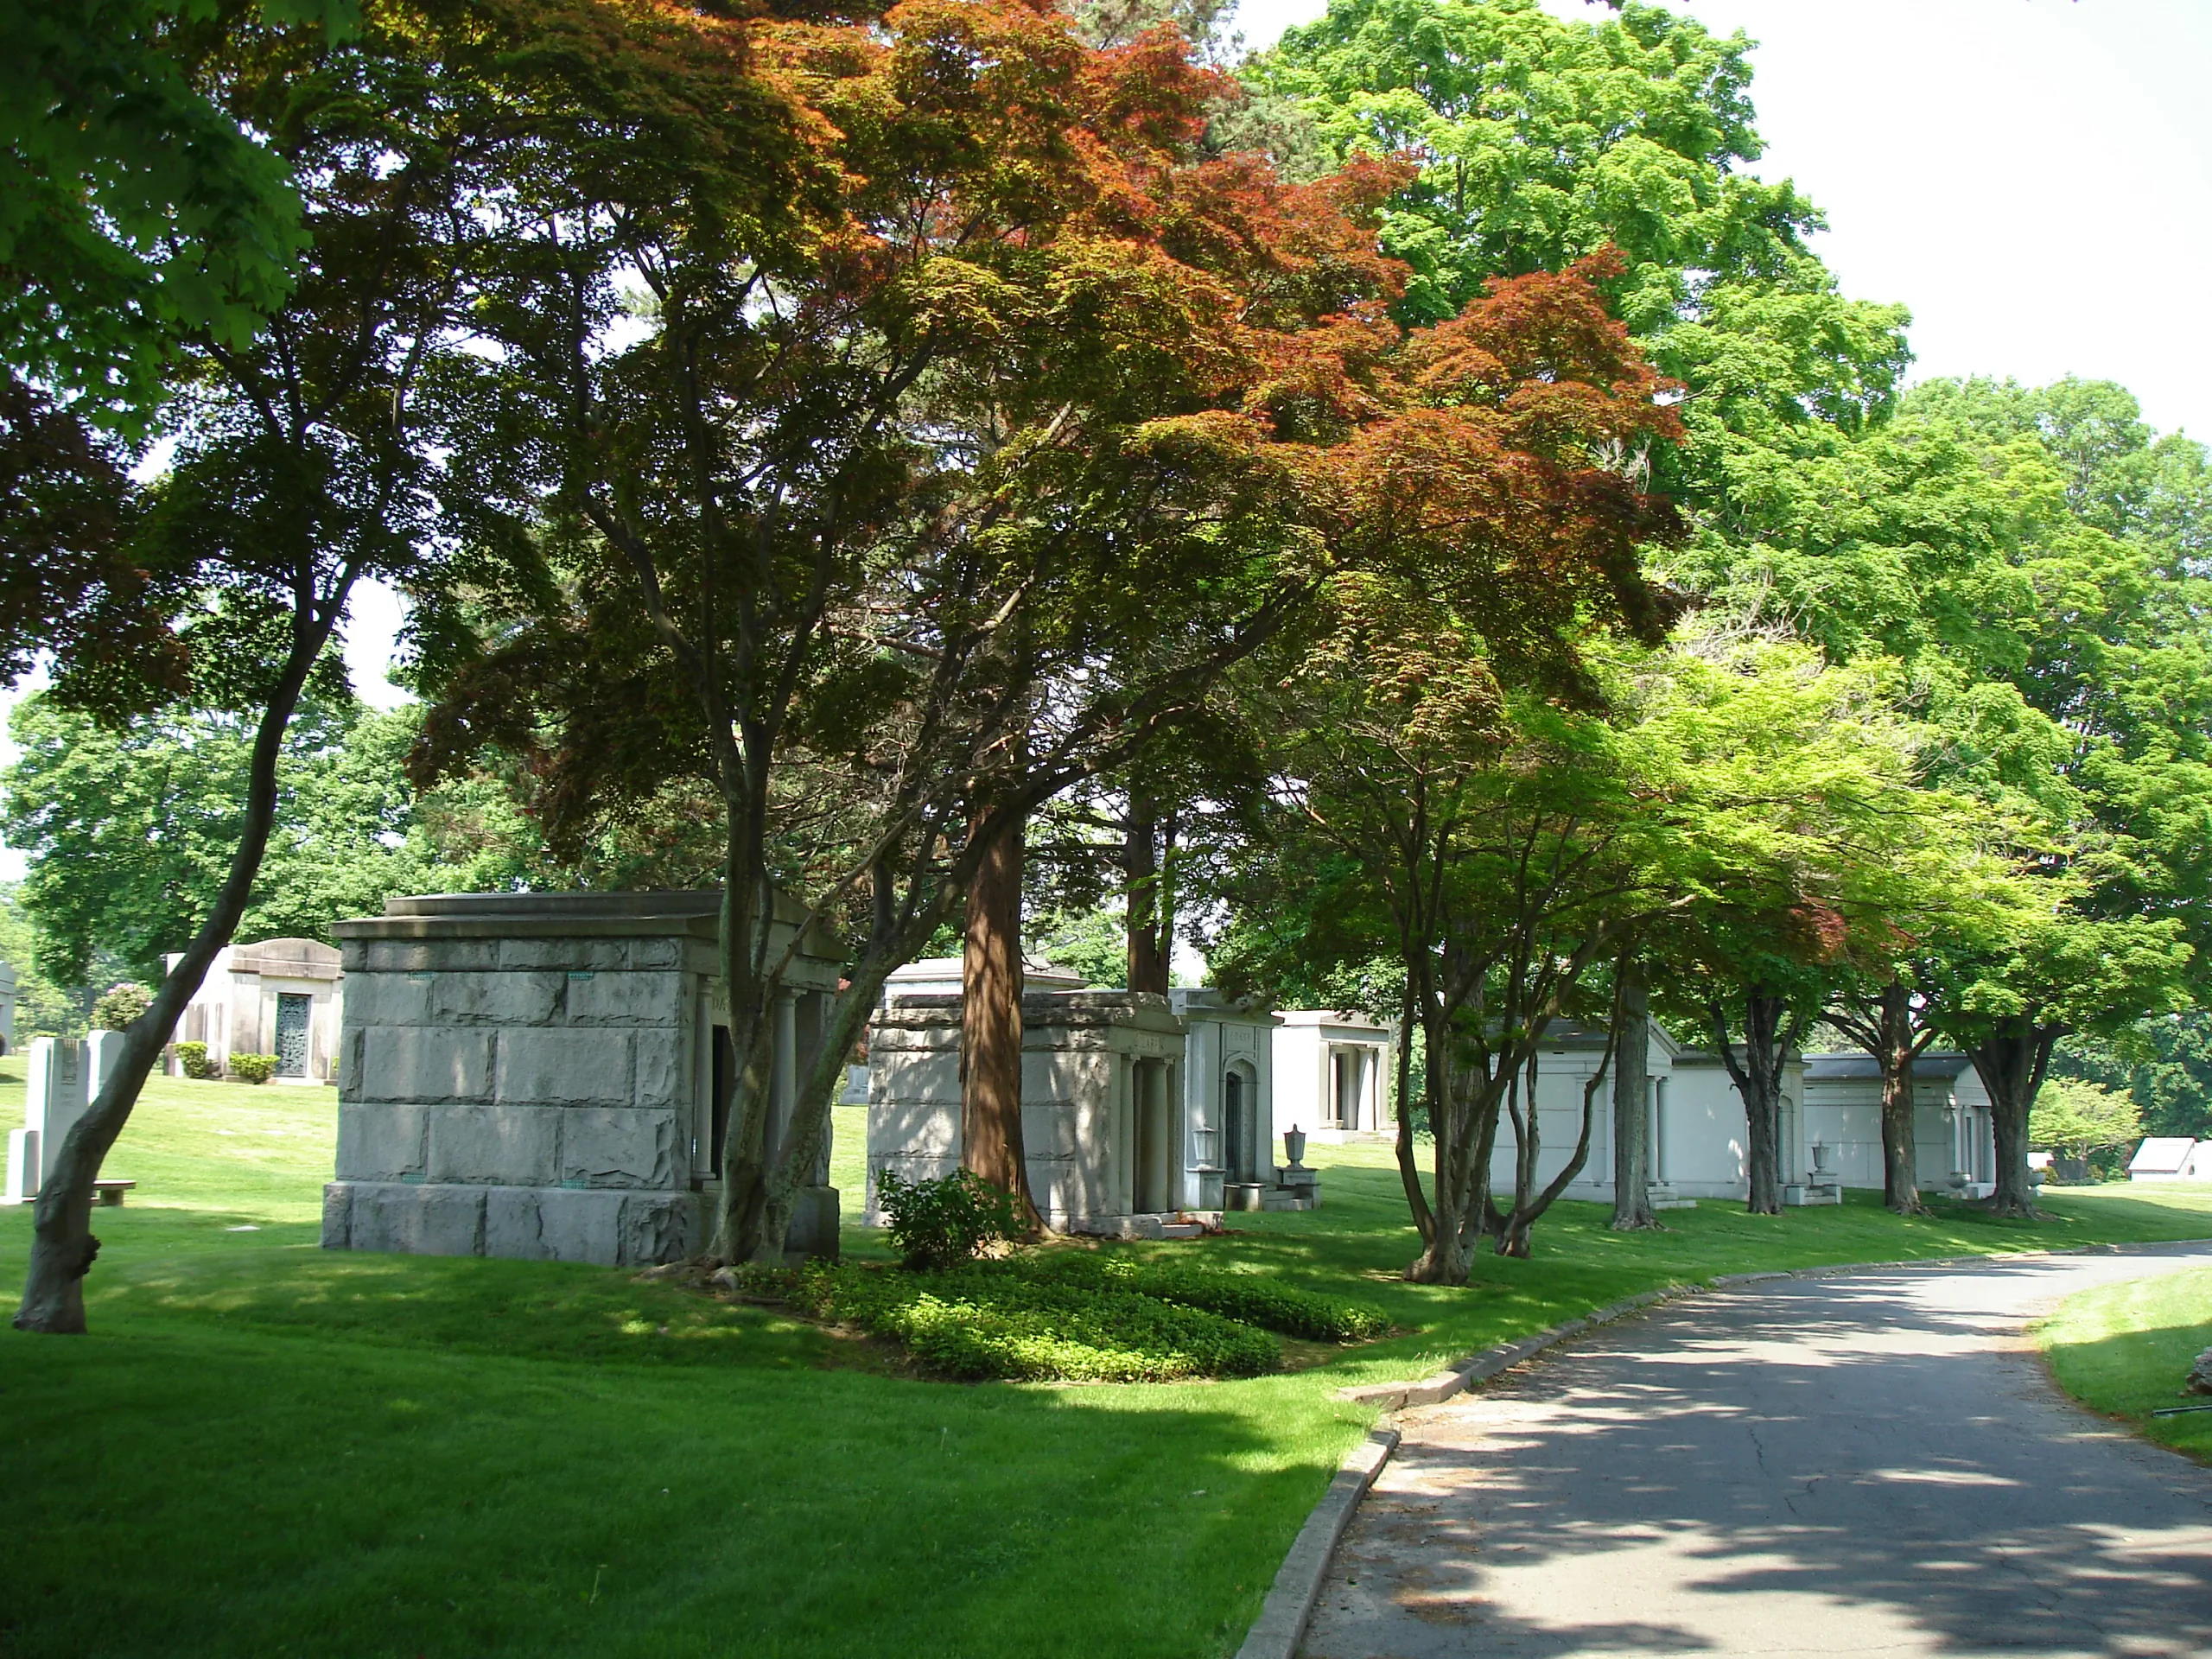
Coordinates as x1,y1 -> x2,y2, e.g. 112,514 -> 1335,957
0,1288 -> 1338,1659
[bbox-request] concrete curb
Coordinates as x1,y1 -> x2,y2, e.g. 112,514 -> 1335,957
1233,1425 -> 1400,1659
1234,1236 -> 2212,1659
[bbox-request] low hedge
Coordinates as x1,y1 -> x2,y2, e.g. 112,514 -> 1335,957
777,1262 -> 1280,1382
1011,1252 -> 1391,1342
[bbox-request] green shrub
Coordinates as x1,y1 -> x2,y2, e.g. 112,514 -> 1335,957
875,1168 -> 1027,1270
229,1052 -> 278,1084
785,1262 -> 1279,1382
174,1041 -> 220,1081
92,982 -> 154,1031
1014,1252 -> 1390,1342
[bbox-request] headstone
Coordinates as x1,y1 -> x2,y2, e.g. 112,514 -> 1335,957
22,1037 -> 91,1193
2190,1347 -> 2212,1395
3,1128 -> 36,1205
86,1029 -> 127,1096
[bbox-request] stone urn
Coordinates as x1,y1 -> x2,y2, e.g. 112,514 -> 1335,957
1809,1142 -> 1837,1185
1283,1127 -> 1307,1170
2190,1347 -> 2212,1395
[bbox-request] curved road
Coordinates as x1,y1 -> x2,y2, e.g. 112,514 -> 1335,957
1301,1244 -> 2212,1659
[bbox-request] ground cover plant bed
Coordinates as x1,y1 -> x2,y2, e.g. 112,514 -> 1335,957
2038,1256 -> 2212,1464
1007,1249 -> 1393,1343
770,1261 -> 1281,1382
744,1252 -> 1393,1382
7,1087 -> 2212,1658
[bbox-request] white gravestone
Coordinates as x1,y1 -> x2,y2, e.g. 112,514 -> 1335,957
3,1037 -> 92,1204
86,1028 -> 126,1096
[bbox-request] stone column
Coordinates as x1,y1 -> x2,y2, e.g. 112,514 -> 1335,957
1112,1053 -> 1135,1216
1139,1059 -> 1175,1214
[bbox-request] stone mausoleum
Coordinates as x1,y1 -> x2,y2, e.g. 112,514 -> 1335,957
322,891 -> 843,1268
866,979 -> 1301,1236
1479,1025 -> 2002,1207
167,937 -> 346,1084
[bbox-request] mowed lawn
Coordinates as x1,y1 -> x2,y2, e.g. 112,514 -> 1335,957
5,1066 -> 2212,1659
2041,1262 -> 2212,1465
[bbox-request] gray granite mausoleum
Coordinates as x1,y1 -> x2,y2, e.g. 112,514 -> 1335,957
323,891 -> 843,1268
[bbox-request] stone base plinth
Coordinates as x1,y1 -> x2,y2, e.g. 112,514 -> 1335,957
322,1179 -> 703,1267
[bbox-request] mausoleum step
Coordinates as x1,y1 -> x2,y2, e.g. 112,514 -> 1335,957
1065,1211 -> 1217,1241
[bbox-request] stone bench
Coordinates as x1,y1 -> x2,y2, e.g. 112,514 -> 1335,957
92,1179 -> 135,1206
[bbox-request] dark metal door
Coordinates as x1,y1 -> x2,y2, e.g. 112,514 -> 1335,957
275,993 -> 311,1077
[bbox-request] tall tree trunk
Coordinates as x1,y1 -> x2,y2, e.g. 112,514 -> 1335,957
1611,957 -> 1657,1230
1391,985 -> 1433,1243
754,886 -> 945,1260
963,806 -> 1037,1224
1875,981 -> 1927,1217
1713,992 -> 1790,1217
709,867 -> 781,1265
1407,1018 -> 1473,1283
16,610 -> 339,1333
1503,1019 -> 1614,1257
1123,792 -> 1169,995
1966,1013 -> 2056,1220
1502,1051 -> 1540,1253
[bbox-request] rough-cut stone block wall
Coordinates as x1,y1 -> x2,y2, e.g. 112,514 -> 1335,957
324,933 -> 702,1267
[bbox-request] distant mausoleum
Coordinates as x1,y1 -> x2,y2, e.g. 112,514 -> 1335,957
1270,1009 -> 1394,1142
167,938 -> 345,1084
1485,1027 -> 2000,1206
322,891 -> 843,1268
2128,1137 -> 2212,1182
1802,1052 -> 1997,1198
1172,988 -> 1279,1210
866,972 -> 1312,1237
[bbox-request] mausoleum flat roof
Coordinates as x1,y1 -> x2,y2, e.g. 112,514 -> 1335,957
1803,1051 -> 1972,1081
335,887 -> 834,950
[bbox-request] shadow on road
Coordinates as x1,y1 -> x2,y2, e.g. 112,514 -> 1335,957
1306,1253 -> 2212,1658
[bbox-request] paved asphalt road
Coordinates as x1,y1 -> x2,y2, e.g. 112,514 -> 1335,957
1301,1244 -> 2212,1659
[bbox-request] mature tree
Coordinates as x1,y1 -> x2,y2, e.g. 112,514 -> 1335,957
14,1 -> 621,1333
2029,1076 -> 2144,1182
2055,1012 -> 2212,1141
0,697 -> 602,985
1824,977 -> 1942,1214
416,0 -> 1422,1253
1636,627 -> 1955,1216
1936,911 -> 2190,1216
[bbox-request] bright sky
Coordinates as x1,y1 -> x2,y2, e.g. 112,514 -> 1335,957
4,0 -> 2207,881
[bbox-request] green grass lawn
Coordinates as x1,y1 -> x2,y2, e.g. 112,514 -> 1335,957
5,1069 -> 2212,1658
2040,1262 -> 2212,1464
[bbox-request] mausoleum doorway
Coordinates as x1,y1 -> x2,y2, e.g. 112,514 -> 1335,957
1224,1062 -> 1260,1182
